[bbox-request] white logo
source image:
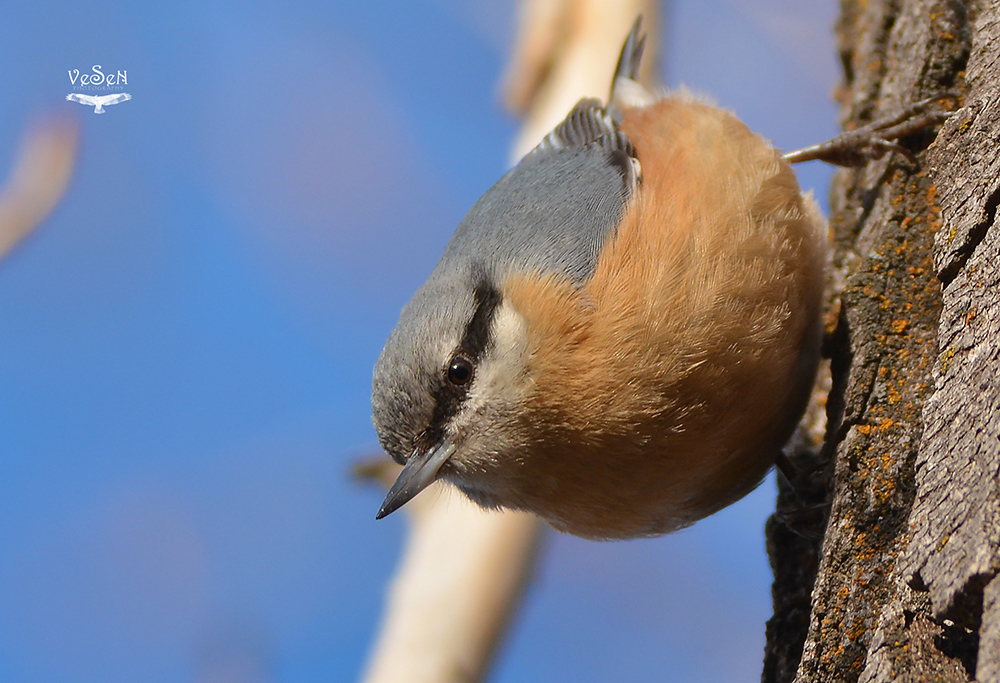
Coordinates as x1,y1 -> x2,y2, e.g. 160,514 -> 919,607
66,64 -> 130,113
68,65 -> 127,88
65,92 -> 132,114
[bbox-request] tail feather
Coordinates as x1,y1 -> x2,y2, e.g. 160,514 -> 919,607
612,16 -> 646,90
609,16 -> 656,112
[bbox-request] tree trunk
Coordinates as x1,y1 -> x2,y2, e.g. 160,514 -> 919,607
763,1 -> 1000,681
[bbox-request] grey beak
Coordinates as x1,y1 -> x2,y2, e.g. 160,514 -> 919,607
376,440 -> 456,519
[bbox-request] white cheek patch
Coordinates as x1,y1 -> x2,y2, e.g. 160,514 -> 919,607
465,301 -> 530,414
443,300 -> 533,473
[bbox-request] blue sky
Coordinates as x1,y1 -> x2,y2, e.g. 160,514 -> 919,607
0,1 -> 838,681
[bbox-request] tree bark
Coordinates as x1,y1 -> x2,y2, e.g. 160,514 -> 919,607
763,1 -> 1000,681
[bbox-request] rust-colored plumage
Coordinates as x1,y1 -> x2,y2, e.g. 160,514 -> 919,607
497,98 -> 826,537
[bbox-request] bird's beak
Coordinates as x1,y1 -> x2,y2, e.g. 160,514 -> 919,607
375,439 -> 456,519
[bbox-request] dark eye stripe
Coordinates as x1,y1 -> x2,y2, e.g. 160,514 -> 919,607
415,277 -> 502,453
459,282 -> 502,360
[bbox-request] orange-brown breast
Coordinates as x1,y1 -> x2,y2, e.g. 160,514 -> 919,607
502,96 -> 827,539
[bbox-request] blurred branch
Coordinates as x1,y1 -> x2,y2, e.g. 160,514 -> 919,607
359,458 -> 541,683
0,117 -> 78,260
501,0 -> 658,160
360,3 -> 661,682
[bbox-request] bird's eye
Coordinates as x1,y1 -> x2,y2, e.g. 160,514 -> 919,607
447,355 -> 474,386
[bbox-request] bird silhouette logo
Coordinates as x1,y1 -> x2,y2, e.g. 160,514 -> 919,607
65,92 -> 131,114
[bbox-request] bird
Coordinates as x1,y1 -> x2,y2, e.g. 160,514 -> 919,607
65,92 -> 131,114
371,18 -> 947,539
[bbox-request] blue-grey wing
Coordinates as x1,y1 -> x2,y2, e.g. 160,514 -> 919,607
435,98 -> 640,287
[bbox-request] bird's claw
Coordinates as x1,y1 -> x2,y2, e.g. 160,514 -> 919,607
783,92 -> 960,167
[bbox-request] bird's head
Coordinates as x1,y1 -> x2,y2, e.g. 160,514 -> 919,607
371,256 -> 538,519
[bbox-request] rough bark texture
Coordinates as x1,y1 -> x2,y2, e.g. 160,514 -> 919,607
763,1 -> 1000,682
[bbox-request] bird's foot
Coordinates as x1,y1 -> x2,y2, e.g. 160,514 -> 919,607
783,93 -> 960,167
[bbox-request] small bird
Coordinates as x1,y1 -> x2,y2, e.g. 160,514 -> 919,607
65,92 -> 132,114
371,19 -> 944,539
